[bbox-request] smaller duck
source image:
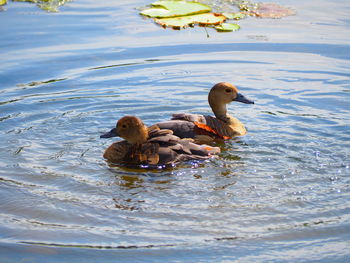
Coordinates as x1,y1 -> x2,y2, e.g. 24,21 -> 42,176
156,82 -> 254,143
100,116 -> 220,168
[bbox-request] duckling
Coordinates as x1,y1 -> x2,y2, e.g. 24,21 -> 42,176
156,82 -> 254,144
100,116 -> 220,168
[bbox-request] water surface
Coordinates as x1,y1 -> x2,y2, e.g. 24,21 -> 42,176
0,0 -> 350,262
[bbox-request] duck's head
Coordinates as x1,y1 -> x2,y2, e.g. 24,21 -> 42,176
208,82 -> 254,120
100,116 -> 149,145
208,82 -> 254,106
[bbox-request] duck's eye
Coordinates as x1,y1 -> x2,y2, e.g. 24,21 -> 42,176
225,88 -> 232,93
122,124 -> 127,129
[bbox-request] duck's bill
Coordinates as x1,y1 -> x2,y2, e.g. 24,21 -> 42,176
234,93 -> 254,104
100,128 -> 118,138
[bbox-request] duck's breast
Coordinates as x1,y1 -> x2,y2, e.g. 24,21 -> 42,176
103,141 -> 130,163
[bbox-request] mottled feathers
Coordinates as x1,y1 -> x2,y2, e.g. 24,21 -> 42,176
102,117 -> 220,168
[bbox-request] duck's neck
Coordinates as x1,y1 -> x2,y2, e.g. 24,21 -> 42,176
134,136 -> 148,145
210,102 -> 232,123
129,126 -> 149,145
137,129 -> 149,145
210,100 -> 246,136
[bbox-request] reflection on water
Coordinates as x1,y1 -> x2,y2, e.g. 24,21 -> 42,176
8,0 -> 71,12
0,0 -> 350,262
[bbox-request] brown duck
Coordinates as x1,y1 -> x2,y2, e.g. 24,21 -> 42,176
100,116 -> 220,168
156,82 -> 254,143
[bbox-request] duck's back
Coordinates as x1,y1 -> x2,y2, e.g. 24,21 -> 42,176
103,126 -> 219,167
148,127 -> 220,164
156,113 -> 242,141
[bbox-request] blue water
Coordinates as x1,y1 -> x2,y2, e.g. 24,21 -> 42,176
0,0 -> 350,262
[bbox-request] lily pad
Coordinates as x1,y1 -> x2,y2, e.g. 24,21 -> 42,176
155,13 -> 226,29
140,0 -> 211,18
0,0 -> 6,5
215,23 -> 240,32
139,0 -> 296,32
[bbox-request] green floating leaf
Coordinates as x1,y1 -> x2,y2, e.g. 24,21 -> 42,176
140,0 -> 211,18
0,0 -> 7,5
222,12 -> 246,20
215,23 -> 240,32
155,13 -> 226,29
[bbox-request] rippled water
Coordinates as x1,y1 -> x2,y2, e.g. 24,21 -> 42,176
1,0 -> 350,262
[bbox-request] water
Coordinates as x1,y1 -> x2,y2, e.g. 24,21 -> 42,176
1,0 -> 350,262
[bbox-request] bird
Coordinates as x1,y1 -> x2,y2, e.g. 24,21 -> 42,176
100,116 -> 220,168
155,82 -> 254,144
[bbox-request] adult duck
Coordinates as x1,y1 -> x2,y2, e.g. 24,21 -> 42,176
156,82 -> 254,143
100,116 -> 220,168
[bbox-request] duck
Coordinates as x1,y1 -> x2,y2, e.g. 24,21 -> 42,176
156,82 -> 254,144
100,116 -> 220,168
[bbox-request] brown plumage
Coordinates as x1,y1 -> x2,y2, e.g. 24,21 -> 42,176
156,82 -> 254,144
101,116 -> 220,168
